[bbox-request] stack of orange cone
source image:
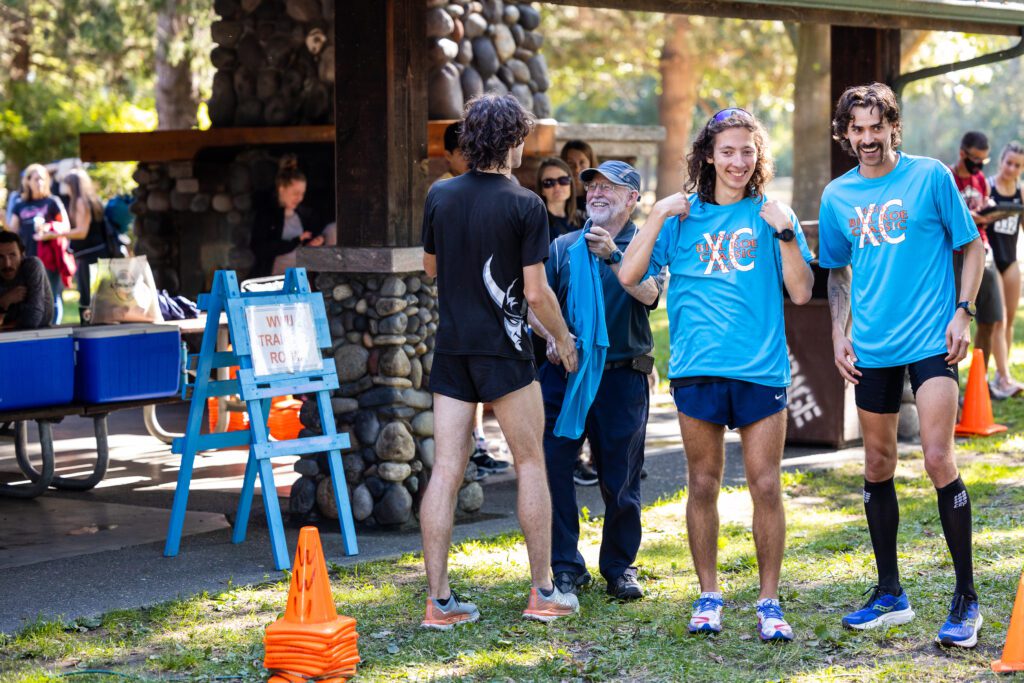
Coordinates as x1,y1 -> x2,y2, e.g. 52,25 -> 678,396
955,348 -> 1007,437
264,527 -> 360,682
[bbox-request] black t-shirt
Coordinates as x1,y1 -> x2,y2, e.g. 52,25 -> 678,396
422,170 -> 549,359
11,196 -> 66,259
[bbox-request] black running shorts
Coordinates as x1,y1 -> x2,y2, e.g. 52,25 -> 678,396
429,352 -> 538,403
854,353 -> 958,414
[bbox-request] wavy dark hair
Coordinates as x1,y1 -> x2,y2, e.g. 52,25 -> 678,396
832,82 -> 902,157
685,110 -> 774,204
535,157 -> 579,227
459,94 -> 533,171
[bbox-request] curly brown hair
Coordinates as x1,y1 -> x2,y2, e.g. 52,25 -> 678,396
459,94 -> 533,172
685,110 -> 774,204
831,82 -> 902,157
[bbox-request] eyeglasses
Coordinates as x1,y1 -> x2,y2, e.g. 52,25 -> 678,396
541,175 -> 572,189
584,182 -> 624,194
710,107 -> 752,124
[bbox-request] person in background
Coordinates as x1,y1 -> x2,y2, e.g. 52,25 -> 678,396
438,122 -> 470,181
63,169 -> 109,309
561,140 -> 597,221
950,132 -> 1015,398
8,164 -> 72,324
250,154 -> 335,277
536,157 -> 579,243
0,231 -> 53,330
988,141 -> 1024,393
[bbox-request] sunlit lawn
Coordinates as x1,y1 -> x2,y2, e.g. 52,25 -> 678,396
5,304 -> 1024,682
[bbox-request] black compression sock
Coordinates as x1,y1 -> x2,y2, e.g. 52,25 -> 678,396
937,475 -> 977,601
863,477 -> 901,595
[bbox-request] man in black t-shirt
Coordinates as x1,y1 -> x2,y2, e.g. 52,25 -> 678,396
420,94 -> 581,630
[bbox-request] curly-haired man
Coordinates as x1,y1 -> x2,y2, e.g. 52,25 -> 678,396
419,94 -> 580,629
620,108 -> 814,641
819,82 -> 984,647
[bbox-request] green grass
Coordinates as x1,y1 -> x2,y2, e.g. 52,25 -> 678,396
2,452 -> 1022,682
6,303 -> 1024,682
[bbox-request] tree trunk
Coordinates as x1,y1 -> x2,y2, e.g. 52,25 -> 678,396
155,0 -> 198,130
657,14 -> 699,199
790,23 -> 830,232
1,3 -> 30,190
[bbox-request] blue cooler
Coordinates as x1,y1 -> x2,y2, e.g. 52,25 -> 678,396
74,324 -> 182,403
0,328 -> 75,411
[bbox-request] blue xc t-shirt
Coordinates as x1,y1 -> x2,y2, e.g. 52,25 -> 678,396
646,194 -> 813,387
818,153 -> 978,368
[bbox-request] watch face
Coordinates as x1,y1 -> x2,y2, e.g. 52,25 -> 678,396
778,228 -> 795,242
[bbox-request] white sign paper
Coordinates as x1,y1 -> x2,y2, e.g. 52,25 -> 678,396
245,302 -> 322,377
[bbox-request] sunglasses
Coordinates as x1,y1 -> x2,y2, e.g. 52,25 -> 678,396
541,175 -> 572,189
710,107 -> 752,124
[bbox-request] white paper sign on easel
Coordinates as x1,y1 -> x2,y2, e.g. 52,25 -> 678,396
245,303 -> 323,377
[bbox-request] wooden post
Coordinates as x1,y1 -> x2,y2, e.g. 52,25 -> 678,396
829,26 -> 901,179
335,0 -> 428,249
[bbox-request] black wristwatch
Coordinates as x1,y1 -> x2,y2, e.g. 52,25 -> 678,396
604,249 -> 623,265
956,300 -> 976,318
773,228 -> 795,242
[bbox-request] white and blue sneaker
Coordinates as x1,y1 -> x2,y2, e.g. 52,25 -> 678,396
936,594 -> 983,648
688,592 -> 724,633
841,586 -> 916,630
756,598 -> 794,642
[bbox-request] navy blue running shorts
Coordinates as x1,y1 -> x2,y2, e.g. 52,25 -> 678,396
854,352 -> 958,414
429,352 -> 537,403
671,379 -> 787,429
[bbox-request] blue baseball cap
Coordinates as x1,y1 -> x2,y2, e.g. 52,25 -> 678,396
579,160 -> 641,193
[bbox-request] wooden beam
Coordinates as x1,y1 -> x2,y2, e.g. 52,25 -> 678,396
830,26 -> 901,179
335,0 -> 428,249
543,0 -> 1023,36
426,119 -> 558,158
79,126 -> 335,162
296,246 -> 424,274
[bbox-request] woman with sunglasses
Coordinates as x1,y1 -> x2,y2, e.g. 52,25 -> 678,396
619,107 -> 814,642
536,157 -> 580,243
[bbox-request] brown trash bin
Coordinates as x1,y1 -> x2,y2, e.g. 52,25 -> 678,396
784,297 -> 862,449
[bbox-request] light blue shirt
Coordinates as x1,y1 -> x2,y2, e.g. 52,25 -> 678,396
646,194 -> 813,387
818,153 -> 978,368
554,228 -> 609,439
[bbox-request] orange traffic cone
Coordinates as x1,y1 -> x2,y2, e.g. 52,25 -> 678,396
263,527 -> 360,681
993,569 -> 1024,672
955,348 -> 1007,437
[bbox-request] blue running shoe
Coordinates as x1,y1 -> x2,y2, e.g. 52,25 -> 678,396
689,592 -> 724,633
756,598 -> 794,642
936,594 -> 983,648
841,585 -> 915,630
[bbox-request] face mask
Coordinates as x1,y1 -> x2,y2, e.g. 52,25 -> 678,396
964,158 -> 984,175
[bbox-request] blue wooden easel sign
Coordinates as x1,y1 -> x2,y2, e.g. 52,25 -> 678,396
164,268 -> 358,570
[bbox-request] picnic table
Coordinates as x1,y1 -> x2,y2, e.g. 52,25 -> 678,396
0,314 -> 230,499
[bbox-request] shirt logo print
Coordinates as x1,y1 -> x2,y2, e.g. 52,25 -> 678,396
696,227 -> 757,274
850,199 -> 907,248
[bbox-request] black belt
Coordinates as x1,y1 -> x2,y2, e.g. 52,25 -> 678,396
604,358 -> 634,370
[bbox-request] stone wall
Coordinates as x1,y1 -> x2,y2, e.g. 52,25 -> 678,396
288,272 -> 484,527
130,145 -> 334,297
427,1 -> 550,119
209,0 -> 336,127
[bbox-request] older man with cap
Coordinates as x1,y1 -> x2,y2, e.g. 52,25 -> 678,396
531,160 -> 663,600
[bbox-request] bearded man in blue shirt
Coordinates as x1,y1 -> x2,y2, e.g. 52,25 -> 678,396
531,160 -> 664,602
818,82 -> 985,648
620,109 -> 814,641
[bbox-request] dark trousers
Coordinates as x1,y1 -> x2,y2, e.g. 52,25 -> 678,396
539,361 -> 649,582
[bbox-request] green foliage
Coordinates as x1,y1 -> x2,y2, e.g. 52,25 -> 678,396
902,33 -> 1024,161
